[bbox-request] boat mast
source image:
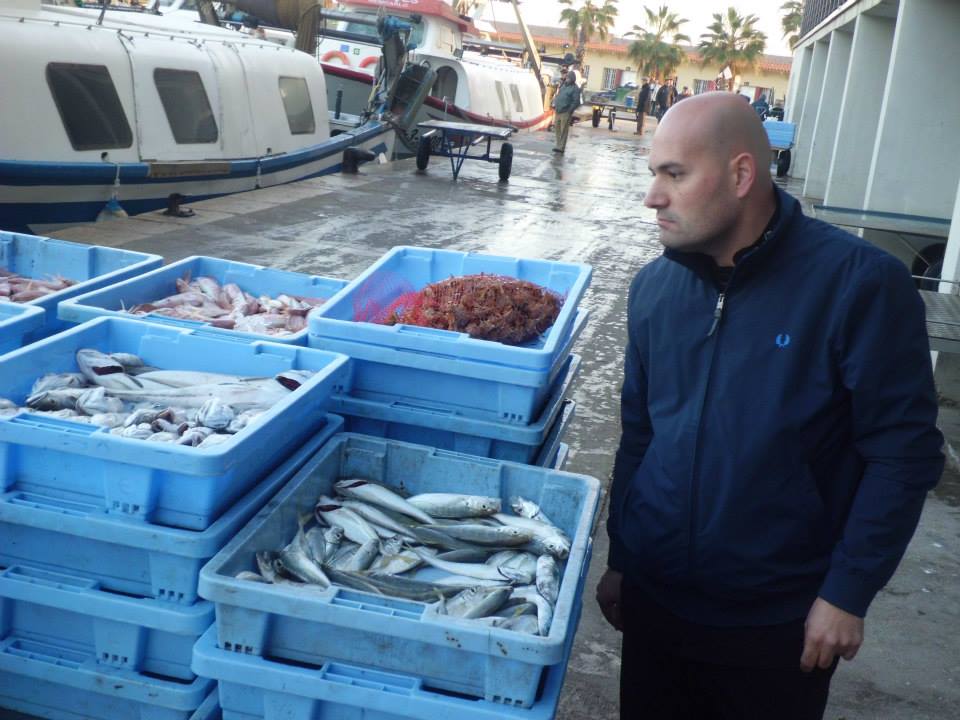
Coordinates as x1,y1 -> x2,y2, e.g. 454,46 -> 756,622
505,0 -> 545,97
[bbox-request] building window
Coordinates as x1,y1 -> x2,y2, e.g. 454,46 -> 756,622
693,79 -> 718,94
279,77 -> 316,134
46,63 -> 133,151
601,67 -> 623,90
509,84 -> 523,112
582,65 -> 590,79
154,68 -> 218,144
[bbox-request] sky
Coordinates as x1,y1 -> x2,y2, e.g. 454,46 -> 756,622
481,0 -> 794,57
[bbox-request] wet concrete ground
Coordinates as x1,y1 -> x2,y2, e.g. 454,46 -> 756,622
35,119 -> 960,719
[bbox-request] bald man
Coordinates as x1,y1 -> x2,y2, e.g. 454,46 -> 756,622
597,93 -> 943,719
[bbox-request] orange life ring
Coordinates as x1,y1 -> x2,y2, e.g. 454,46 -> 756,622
359,56 -> 379,68
321,50 -> 351,66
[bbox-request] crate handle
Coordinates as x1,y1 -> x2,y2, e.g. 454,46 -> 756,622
432,448 -> 501,467
3,413 -> 103,436
320,661 -> 420,694
5,491 -> 100,517
0,637 -> 88,669
394,324 -> 461,339
145,315 -> 205,330
2,564 -> 99,591
188,328 -> 264,344
390,400 -> 456,417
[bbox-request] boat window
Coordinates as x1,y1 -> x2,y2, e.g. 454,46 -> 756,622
510,84 -> 523,113
278,77 -> 316,135
431,66 -> 458,103
46,63 -> 133,151
154,68 -> 218,144
495,80 -> 509,117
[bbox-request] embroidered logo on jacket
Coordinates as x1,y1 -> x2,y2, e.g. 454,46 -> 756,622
775,333 -> 791,349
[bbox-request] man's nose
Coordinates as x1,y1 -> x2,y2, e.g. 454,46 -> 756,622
644,179 -> 664,209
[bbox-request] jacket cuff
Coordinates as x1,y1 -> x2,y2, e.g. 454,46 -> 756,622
817,567 -> 879,618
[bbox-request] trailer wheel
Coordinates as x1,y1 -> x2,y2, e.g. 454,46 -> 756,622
416,137 -> 431,170
776,149 -> 791,177
498,142 -> 513,181
609,110 -> 616,131
591,108 -> 601,128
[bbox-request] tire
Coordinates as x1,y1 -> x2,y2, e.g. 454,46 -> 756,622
416,137 -> 431,170
912,244 -> 946,289
591,108 -> 601,128
608,110 -> 616,131
776,149 -> 791,178
498,142 -> 513,181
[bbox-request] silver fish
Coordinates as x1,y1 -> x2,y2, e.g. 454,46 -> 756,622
76,387 -> 126,415
493,514 -> 571,560
408,526 -> 478,551
435,523 -> 532,547
442,586 -> 512,619
328,541 -> 362,570
509,586 -> 554,636
179,426 -> 216,446
198,433 -> 232,449
368,547 -> 425,575
493,601 -> 538,618
343,537 -> 380,572
235,570 -> 269,583
334,479 -> 436,525
196,398 -> 235,429
132,370 -> 247,388
279,540 -> 331,587
314,496 -> 380,545
26,388 -> 85,411
436,548 -> 491,563
31,372 -> 86,394
497,614 -> 540,635
535,555 -> 560,605
405,493 -> 501,519
411,547 -> 533,584
109,353 -> 147,371
339,500 -> 417,540
322,566 -> 463,602
509,496 -> 558,528
89,412 -> 128,428
100,379 -> 291,410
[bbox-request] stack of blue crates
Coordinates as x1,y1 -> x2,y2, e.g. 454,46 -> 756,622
0,316 -> 350,720
194,434 -> 601,719
0,230 -> 163,349
306,246 -> 592,470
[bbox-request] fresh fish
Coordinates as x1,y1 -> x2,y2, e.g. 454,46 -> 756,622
147,431 -> 177,442
320,526 -> 344,563
76,387 -> 126,415
425,574 -> 511,588
279,540 -> 331,587
405,493 -> 501,519
493,601 -> 538,619
75,350 -> 171,392
30,372 -> 86,394
509,496 -> 558,528
89,412 -> 128,428
434,523 -> 532,547
179,426 -> 216,446
115,425 -> 155,439
493,514 -> 571,560
488,551 -> 539,578
497,614 -> 540,635
314,496 -> 380,545
301,524 -> 339,566
109,353 -> 147,372
339,500 -> 417,540
410,547 -> 533,584
26,388 -> 85,411
408,525 -> 479,551
509,586 -> 554,636
255,551 -> 288,584
436,548 -> 491,563
334,479 -> 436,525
227,410 -> 263,434
152,418 -> 188,435
441,586 -> 512,619
535,555 -> 560,605
198,433 -> 232,449
328,541 -> 362,570
322,566 -> 463,602
197,398 -> 235,430
342,537 -> 380,572
522,535 -> 571,561
134,370 -> 248,388
123,406 -> 165,427
235,570 -> 269,583
97,379 -> 292,410
368,546 -> 426,575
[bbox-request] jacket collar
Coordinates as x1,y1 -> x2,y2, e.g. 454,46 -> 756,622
663,185 -> 800,287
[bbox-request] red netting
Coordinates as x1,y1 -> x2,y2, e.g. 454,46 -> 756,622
356,273 -> 563,345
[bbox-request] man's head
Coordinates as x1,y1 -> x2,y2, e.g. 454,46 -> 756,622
565,71 -> 577,85
644,92 -> 774,263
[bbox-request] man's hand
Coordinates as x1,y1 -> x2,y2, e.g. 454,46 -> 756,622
800,597 -> 864,672
596,569 -> 624,632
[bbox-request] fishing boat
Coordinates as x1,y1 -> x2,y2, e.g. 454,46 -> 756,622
0,0 -> 412,233
222,0 -> 553,155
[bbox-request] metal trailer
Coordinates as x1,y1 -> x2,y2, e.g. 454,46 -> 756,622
415,119 -> 516,181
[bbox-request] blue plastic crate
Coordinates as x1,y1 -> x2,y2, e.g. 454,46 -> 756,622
0,231 -> 163,343
190,691 -> 222,720
552,442 -> 569,471
533,399 -> 575,469
198,434 -> 600,708
311,308 -> 587,423
58,255 -> 348,345
0,317 -> 350,530
0,416 -> 342,605
193,541 -> 592,720
0,562 -> 213,681
0,302 -> 44,355
309,246 -> 592,371
334,354 -> 580,462
0,637 -> 213,720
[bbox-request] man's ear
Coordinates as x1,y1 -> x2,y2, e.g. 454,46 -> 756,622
731,152 -> 756,199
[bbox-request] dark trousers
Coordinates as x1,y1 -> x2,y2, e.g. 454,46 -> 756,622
620,582 -> 837,720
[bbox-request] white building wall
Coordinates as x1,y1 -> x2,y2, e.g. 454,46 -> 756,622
803,29 -> 852,199
792,39 -> 830,179
823,14 -> 896,209
785,44 -> 813,124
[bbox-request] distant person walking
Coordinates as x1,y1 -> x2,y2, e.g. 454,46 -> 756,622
655,79 -> 675,120
636,78 -> 653,135
551,70 -> 582,154
648,80 -> 660,116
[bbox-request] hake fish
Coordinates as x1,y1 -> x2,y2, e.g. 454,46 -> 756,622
334,479 -> 436,525
434,522 -> 532,547
509,496 -> 558,528
314,496 -> 380,545
405,493 -> 501,519
440,586 -> 512,619
411,547 -> 534,584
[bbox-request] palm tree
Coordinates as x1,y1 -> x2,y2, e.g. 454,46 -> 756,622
698,7 -> 767,91
625,5 -> 691,82
558,0 -> 619,66
780,1 -> 804,50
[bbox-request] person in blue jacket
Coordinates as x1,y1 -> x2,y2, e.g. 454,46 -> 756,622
595,92 -> 944,719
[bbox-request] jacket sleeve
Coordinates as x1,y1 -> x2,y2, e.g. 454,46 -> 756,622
607,278 -> 654,572
819,254 -> 944,616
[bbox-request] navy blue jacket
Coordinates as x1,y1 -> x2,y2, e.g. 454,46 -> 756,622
608,187 -> 943,626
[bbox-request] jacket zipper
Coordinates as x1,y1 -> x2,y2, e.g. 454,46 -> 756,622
688,285 -> 729,574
